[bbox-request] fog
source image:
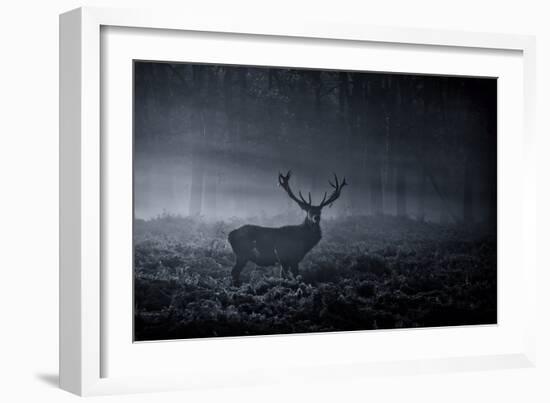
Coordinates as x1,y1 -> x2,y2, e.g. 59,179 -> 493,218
134,62 -> 496,224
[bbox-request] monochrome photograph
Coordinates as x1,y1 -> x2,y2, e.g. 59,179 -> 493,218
133,61 -> 497,341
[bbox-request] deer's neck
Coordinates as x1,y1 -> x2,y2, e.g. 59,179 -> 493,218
302,219 -> 322,237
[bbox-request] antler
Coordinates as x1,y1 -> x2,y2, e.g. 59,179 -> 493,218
278,171 -> 312,210
318,173 -> 348,208
279,171 -> 347,210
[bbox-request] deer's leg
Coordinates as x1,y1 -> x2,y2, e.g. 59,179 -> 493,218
231,258 -> 247,287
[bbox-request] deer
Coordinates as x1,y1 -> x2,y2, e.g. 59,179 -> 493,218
227,171 -> 347,286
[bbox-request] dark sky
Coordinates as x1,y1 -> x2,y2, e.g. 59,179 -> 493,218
134,61 -> 496,224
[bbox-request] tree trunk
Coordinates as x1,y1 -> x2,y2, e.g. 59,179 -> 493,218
238,68 -> 247,137
463,155 -> 473,223
189,150 -> 205,216
365,76 -> 384,216
370,165 -> 384,216
416,88 -> 428,223
390,77 -> 406,218
310,70 -> 322,196
439,167 -> 449,224
188,66 -> 206,216
204,170 -> 218,219
339,72 -> 353,215
348,73 -> 365,214
417,164 -> 426,222
396,163 -> 407,217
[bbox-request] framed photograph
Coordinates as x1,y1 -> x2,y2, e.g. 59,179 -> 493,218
60,7 -> 537,396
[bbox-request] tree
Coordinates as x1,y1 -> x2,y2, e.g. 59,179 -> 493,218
188,65 -> 207,216
364,75 -> 384,216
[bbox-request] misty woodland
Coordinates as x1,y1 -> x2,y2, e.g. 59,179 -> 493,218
133,62 -> 497,341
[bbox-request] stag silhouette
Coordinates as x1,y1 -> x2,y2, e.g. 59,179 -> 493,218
228,171 -> 347,286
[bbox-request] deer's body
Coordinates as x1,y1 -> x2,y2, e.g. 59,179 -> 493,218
228,171 -> 346,286
228,221 -> 321,274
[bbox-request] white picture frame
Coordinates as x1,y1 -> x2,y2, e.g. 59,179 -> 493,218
59,6 -> 537,396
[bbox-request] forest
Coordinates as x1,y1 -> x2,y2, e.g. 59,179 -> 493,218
133,61 -> 497,341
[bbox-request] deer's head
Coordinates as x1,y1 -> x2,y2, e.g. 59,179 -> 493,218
278,171 -> 347,225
